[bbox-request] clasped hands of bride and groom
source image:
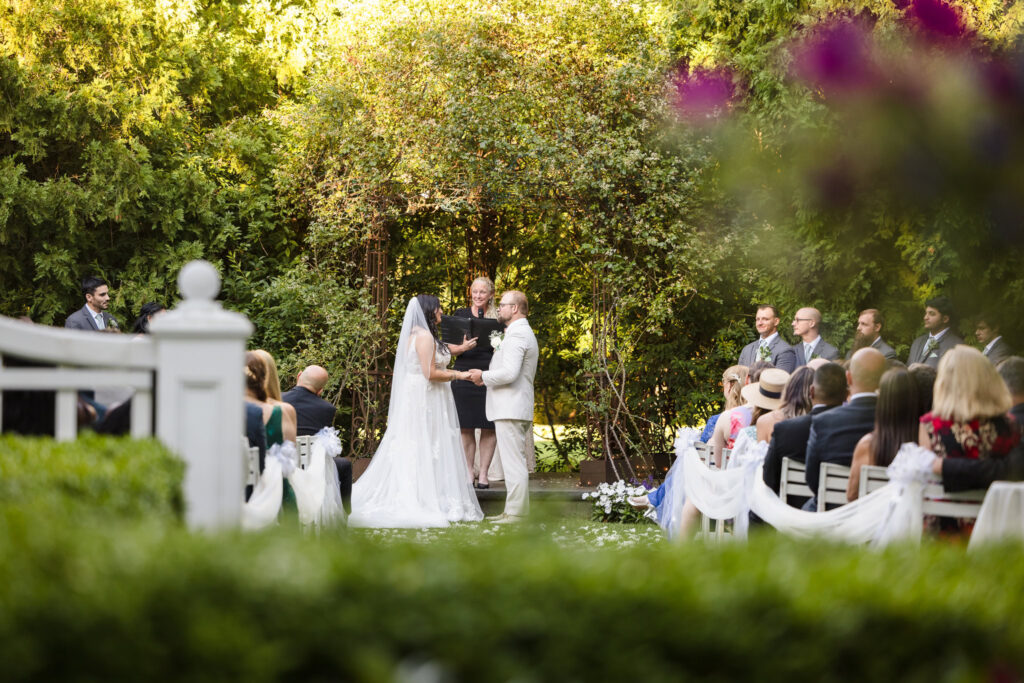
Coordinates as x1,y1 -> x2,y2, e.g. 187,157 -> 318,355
349,290 -> 539,528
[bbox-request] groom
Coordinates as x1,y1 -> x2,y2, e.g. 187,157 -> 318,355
468,290 -> 538,523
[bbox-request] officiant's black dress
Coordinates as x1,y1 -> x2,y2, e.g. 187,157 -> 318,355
450,307 -> 496,430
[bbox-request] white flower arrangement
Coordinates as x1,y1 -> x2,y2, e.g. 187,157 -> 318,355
489,330 -> 504,350
582,480 -> 654,523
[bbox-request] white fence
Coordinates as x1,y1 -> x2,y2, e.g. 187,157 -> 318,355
0,261 -> 252,529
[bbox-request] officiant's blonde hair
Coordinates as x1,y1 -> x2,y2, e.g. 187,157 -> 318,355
470,276 -> 498,318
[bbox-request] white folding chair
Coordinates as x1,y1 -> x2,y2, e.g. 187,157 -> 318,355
780,457 -> 813,507
859,464 -> 986,518
295,435 -> 314,470
242,436 -> 260,490
817,462 -> 852,511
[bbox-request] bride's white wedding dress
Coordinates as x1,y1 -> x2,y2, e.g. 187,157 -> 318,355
349,299 -> 484,528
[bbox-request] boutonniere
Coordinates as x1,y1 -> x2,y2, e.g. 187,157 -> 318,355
925,339 -> 939,357
490,330 -> 504,350
757,345 -> 771,362
810,352 -> 820,360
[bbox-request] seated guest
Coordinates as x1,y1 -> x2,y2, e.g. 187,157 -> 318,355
244,402 -> 267,500
762,363 -> 847,498
282,365 -> 352,512
131,302 -> 165,335
756,365 -> 813,443
709,362 -> 773,467
848,308 -> 898,360
975,313 -> 1012,366
998,357 -> 1024,426
738,305 -> 796,372
907,296 -> 963,368
736,368 -> 790,444
804,347 -> 887,509
847,368 -> 920,500
245,352 -> 297,510
792,307 -> 840,366
629,365 -> 749,512
908,363 -> 937,415
919,346 -> 1019,460
252,349 -> 297,443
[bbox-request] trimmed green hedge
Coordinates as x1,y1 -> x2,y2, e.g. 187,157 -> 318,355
0,514 -> 1020,681
0,435 -> 184,522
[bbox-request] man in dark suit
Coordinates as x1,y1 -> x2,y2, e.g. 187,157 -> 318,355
997,357 -> 1024,427
791,307 -> 840,366
763,362 -> 848,502
907,296 -> 962,369
975,314 -> 1013,367
848,308 -> 897,360
281,365 -> 351,512
64,276 -> 119,332
804,347 -> 887,509
738,305 -> 796,372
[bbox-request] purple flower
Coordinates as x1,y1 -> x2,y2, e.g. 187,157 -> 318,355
791,19 -> 877,96
902,0 -> 967,40
673,67 -> 735,120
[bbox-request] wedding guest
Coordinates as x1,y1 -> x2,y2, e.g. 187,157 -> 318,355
131,302 -> 165,335
803,347 -> 886,509
699,365 -> 748,443
628,365 -> 748,512
762,362 -> 847,499
736,368 -> 790,443
253,349 -> 297,443
755,365 -> 813,443
709,362 -> 771,467
448,276 -> 500,488
997,357 -> 1024,426
738,305 -> 796,372
847,368 -> 920,500
64,276 -> 119,332
907,363 -> 937,416
791,307 -> 840,366
907,296 -> 963,368
848,308 -> 898,360
918,346 -> 1018,461
245,352 -> 296,510
282,365 -> 352,512
975,313 -> 1012,366
244,402 -> 267,500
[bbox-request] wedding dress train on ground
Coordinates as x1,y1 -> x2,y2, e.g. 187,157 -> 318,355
349,300 -> 483,528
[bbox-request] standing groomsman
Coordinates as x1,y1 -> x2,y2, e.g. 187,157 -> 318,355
738,305 -> 796,372
848,308 -> 898,360
791,307 -> 840,366
975,314 -> 1013,366
907,296 -> 963,369
64,276 -> 119,332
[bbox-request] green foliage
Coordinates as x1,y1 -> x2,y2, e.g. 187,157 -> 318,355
0,516 -> 1021,680
0,434 -> 184,521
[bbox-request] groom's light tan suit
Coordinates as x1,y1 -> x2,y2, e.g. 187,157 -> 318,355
482,317 -> 538,517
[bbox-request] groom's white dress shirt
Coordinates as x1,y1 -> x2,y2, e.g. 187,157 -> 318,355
482,317 -> 538,422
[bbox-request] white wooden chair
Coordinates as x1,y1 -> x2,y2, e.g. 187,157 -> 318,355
859,465 -> 986,518
817,462 -> 852,511
295,435 -> 314,470
780,457 -> 813,507
242,437 -> 260,490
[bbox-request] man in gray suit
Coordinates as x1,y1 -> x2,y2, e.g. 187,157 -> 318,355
738,305 -> 796,372
907,296 -> 962,368
848,308 -> 898,360
791,307 -> 840,366
64,276 -> 119,332
975,313 -> 1012,366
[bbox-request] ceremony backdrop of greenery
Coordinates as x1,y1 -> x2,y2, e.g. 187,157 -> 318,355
3,0 -> 1023,459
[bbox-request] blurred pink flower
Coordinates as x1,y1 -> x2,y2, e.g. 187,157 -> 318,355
902,0 -> 967,40
791,19 -> 877,96
673,67 -> 735,120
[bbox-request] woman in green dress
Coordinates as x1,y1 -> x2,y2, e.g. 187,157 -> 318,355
245,351 -> 297,510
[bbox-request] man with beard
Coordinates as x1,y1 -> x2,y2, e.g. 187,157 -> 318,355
848,308 -> 897,360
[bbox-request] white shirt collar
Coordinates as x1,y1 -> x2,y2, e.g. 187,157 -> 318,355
760,331 -> 778,346
803,336 -> 820,352
506,317 -> 528,331
984,336 -> 1003,354
849,391 -> 878,402
870,336 -> 883,347
930,327 -> 949,342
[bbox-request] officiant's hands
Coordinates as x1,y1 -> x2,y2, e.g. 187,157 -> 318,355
447,335 -> 478,355
467,369 -> 484,386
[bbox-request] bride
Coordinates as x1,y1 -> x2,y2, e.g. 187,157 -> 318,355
349,295 -> 485,527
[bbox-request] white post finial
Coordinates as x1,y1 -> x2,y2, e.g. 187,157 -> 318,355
150,260 -> 254,529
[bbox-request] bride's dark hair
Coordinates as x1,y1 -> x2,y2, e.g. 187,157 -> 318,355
415,294 -> 449,355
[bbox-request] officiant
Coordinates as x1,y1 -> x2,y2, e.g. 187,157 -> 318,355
446,276 -> 503,489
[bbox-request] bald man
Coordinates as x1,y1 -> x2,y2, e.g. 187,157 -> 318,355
802,347 -> 887,509
282,365 -> 351,512
792,307 -> 840,366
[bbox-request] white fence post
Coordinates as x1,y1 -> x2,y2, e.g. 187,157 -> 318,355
150,261 -> 253,529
